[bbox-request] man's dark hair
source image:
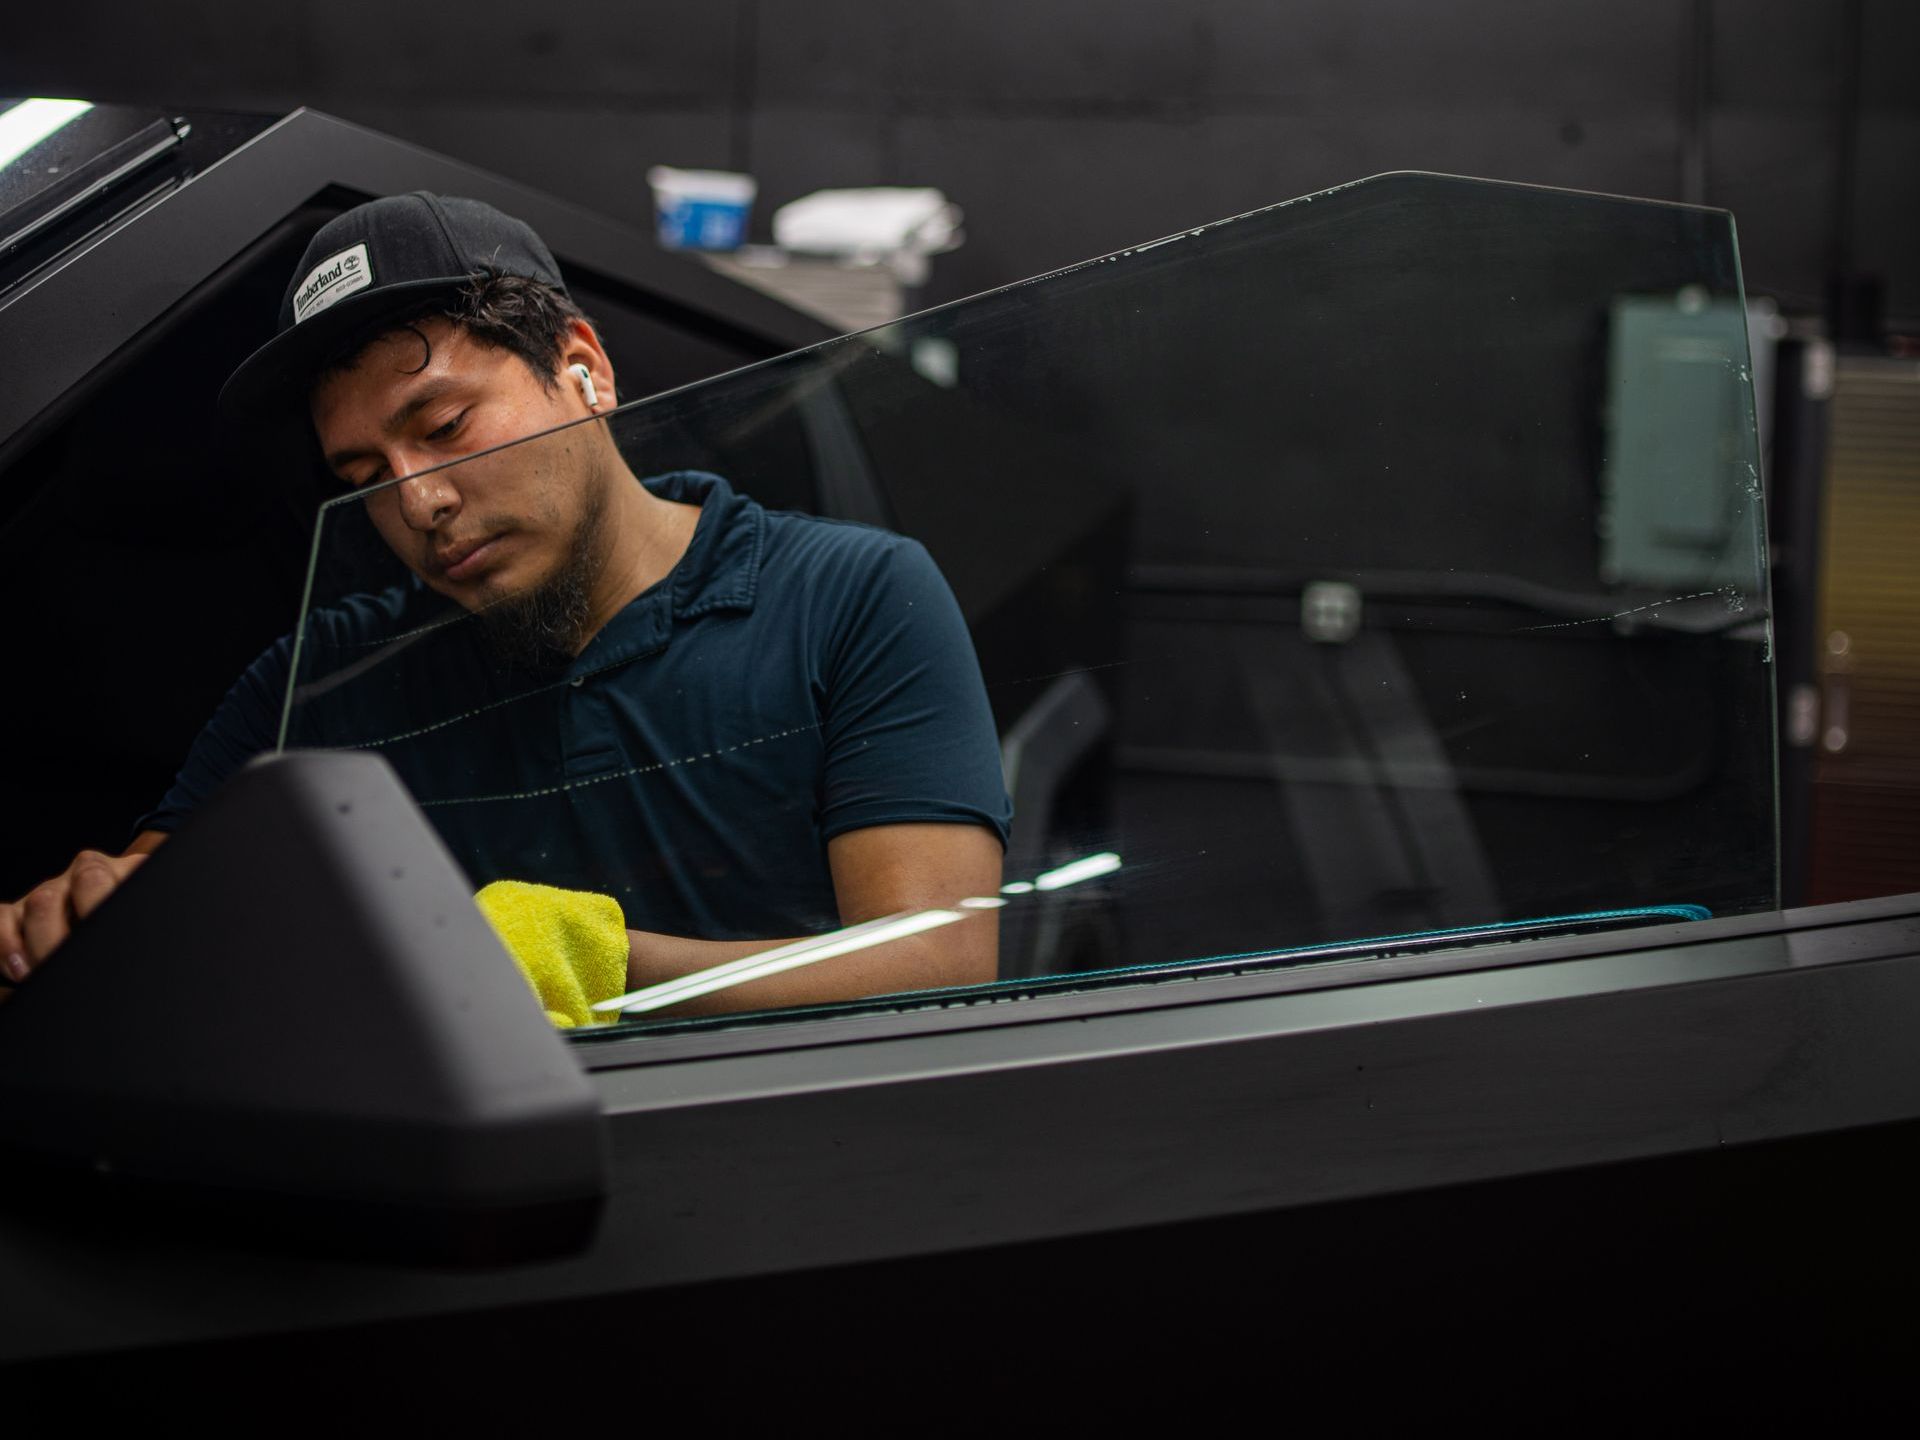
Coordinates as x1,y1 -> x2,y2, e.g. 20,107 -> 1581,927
317,269 -> 594,391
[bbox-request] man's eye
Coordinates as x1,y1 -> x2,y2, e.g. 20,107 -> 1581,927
427,411 -> 467,442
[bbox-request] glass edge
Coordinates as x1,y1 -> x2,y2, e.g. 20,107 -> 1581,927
276,504 -> 331,751
306,170 -> 1746,509
1726,209 -> 1785,910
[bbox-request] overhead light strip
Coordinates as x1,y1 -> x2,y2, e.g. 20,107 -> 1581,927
0,98 -> 94,170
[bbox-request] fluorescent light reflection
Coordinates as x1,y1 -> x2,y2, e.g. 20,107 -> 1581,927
598,908 -> 969,1015
1034,852 -> 1123,891
594,850 -> 1123,1018
0,99 -> 93,169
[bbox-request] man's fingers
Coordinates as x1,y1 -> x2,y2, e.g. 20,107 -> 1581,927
69,850 -> 140,922
0,904 -> 30,983
4,849 -> 151,979
18,879 -> 73,964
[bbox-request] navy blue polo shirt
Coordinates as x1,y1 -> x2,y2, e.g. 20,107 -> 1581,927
143,472 -> 1012,939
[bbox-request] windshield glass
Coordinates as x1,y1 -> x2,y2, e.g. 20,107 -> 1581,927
282,171 -> 1773,1033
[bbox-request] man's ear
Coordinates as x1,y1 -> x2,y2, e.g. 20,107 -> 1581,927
558,318 -> 616,411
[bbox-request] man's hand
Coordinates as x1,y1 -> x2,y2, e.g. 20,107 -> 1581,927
1,832 -> 166,985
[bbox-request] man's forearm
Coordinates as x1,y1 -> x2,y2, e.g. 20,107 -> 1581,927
624,921 -> 996,1017
619,822 -> 1004,1018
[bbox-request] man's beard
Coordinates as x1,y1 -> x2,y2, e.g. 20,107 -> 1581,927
475,481 -> 609,670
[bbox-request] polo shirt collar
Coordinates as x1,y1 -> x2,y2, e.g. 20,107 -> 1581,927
649,470 -> 765,619
569,470 -> 764,677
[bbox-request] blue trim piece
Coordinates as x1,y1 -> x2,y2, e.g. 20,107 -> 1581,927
1162,905 -> 1715,972
599,904 -> 1715,1038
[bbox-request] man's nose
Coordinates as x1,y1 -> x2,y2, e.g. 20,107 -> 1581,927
392,462 -> 460,531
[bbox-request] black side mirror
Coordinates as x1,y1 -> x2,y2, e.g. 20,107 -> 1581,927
0,752 -> 606,1266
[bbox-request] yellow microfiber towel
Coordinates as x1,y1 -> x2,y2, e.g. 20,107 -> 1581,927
474,879 -> 630,1029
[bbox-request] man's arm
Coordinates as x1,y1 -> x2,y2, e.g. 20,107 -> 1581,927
621,822 -> 1003,1016
1,830 -> 170,986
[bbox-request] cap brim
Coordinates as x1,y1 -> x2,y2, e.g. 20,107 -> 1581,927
217,276 -> 472,424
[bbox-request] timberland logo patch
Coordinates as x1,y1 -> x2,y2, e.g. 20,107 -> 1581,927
292,242 -> 373,324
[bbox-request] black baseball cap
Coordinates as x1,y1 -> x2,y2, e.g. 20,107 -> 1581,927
219,191 -> 568,421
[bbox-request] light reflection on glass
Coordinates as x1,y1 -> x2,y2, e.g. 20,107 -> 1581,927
0,99 -> 93,168
1035,852 -> 1123,891
598,852 -> 1125,1015
599,908 -> 969,1016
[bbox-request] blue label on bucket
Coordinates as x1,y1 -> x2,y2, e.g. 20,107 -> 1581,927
656,198 -> 750,252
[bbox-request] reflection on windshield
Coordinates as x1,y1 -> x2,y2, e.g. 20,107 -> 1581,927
283,172 -> 1773,1030
0,99 -> 92,169
598,850 -> 1123,1017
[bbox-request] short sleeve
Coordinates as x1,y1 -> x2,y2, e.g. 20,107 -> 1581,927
133,635 -> 293,838
817,536 -> 1012,848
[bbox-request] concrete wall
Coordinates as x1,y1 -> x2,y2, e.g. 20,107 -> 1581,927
3,0 -> 1914,319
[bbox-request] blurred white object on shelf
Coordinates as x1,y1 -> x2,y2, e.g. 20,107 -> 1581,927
700,187 -> 966,334
772,187 -> 964,285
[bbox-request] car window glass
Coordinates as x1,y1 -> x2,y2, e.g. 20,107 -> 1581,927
283,171 -> 1773,1033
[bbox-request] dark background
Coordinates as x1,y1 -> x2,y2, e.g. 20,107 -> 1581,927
1,0 -> 1914,325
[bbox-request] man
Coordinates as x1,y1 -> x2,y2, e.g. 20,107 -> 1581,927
2,192 -> 1010,1016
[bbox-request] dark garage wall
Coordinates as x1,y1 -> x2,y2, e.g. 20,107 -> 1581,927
1,0 -> 1913,319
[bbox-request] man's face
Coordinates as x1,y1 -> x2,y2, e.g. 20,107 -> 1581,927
310,317 -> 604,617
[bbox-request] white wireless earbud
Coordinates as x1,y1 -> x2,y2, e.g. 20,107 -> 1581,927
569,363 -> 600,409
